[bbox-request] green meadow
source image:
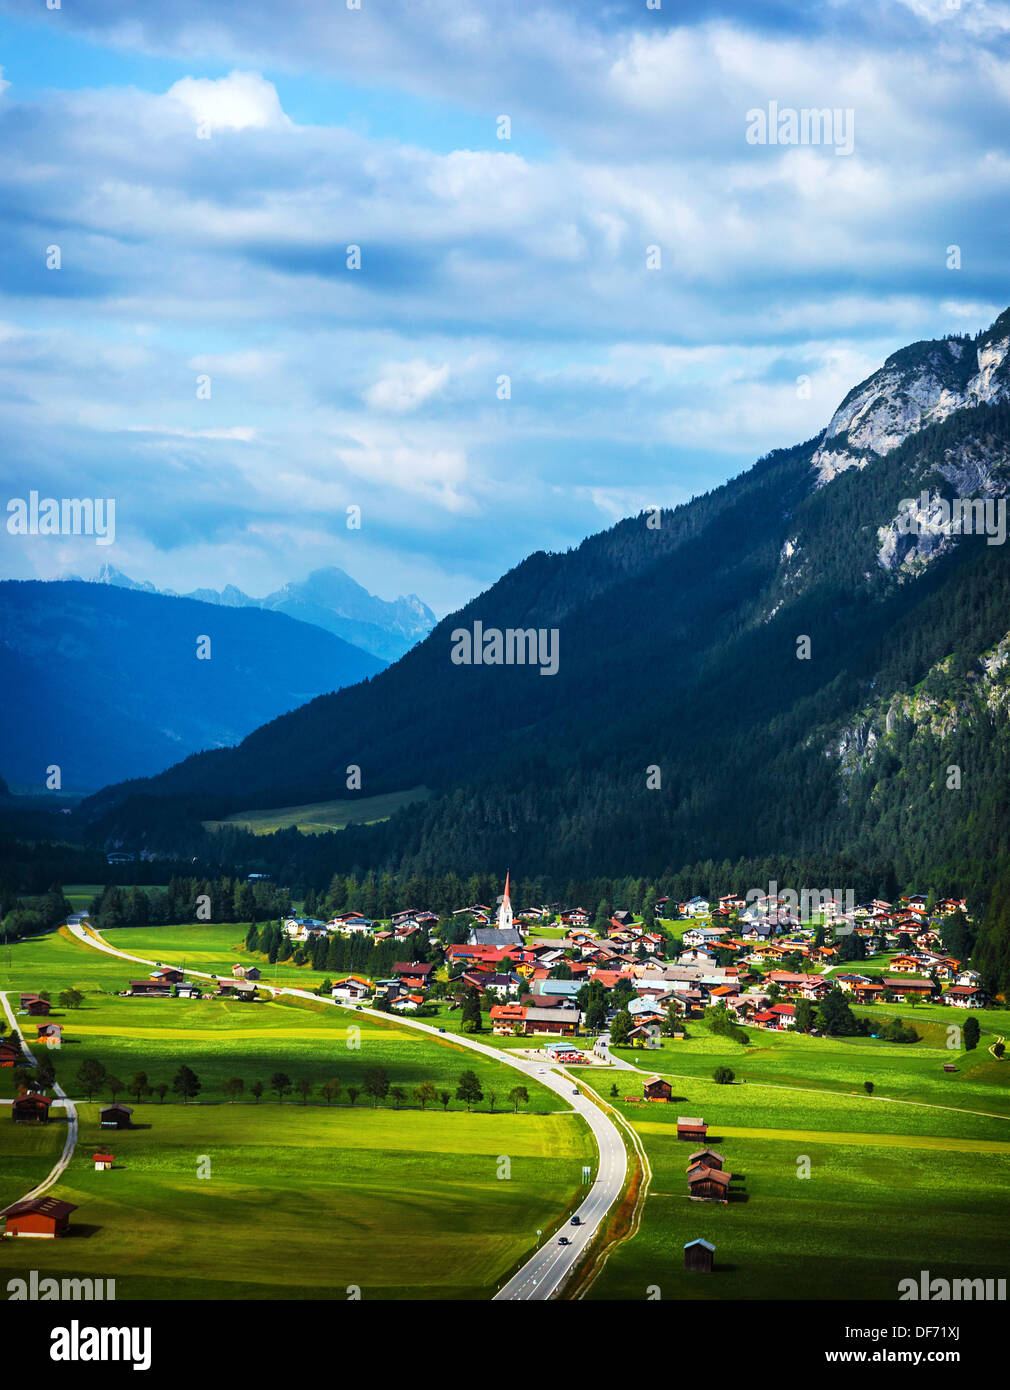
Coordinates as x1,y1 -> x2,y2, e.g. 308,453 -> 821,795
0,1104 -> 593,1299
202,786 -> 431,835
0,927 -> 596,1298
1,930 -> 569,1113
587,1017 -> 1010,1300
0,1113 -> 65,1211
5,924 -> 1008,1301
105,921 -> 338,992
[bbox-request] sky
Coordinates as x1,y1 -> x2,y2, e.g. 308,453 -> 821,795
0,0 -> 1007,617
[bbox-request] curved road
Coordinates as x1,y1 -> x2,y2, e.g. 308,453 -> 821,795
0,989 -> 79,1210
66,921 -> 628,1300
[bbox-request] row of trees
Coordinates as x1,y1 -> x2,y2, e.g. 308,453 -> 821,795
68,1060 -> 531,1113
90,878 -> 292,930
0,884 -> 71,944
246,919 -> 432,977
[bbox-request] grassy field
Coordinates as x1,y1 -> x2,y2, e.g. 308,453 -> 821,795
0,1111 -> 65,1211
202,786 -> 431,835
1,930 -> 572,1113
0,1104 -> 593,1299
106,922 -> 337,992
586,1016 -> 1010,1300
0,927 -> 596,1298
7,922 -> 1008,1301
60,884 -> 167,910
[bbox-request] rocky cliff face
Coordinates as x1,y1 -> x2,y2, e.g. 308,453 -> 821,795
835,629 -> 1010,780
874,438 -> 1010,574
812,315 -> 1010,485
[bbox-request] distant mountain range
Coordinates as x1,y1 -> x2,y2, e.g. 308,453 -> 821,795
86,307 -> 1010,963
85,563 -> 436,662
0,581 -> 384,792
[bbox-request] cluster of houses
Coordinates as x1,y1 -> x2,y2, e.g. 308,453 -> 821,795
635,1087 -> 737,1203
283,909 -> 439,944
101,881 -> 988,1046
124,965 -> 261,1001
313,882 -> 988,1038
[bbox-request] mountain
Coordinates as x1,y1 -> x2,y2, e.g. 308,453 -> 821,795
88,561 -> 435,662
812,310 -> 1010,484
0,581 -> 384,792
85,310 -> 1010,967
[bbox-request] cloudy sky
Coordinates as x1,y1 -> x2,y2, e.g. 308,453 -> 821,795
0,0 -> 1007,615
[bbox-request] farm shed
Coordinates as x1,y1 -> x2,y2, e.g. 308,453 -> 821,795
99,1103 -> 134,1129
3,1196 -> 77,1238
688,1166 -> 731,1203
12,1094 -> 53,1123
687,1148 -> 724,1171
684,1238 -> 715,1273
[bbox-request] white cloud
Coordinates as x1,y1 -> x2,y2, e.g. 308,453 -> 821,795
125,425 -> 258,441
336,438 -> 475,513
165,70 -> 291,132
364,360 -> 450,413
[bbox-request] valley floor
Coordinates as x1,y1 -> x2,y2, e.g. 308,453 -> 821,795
0,928 -> 593,1299
3,922 -> 1007,1300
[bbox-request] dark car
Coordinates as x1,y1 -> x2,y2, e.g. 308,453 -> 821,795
570,1216 -> 580,1226
438,1027 -> 446,1033
558,1236 -> 570,1246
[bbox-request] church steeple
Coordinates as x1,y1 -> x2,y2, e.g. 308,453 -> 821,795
497,870 -> 513,931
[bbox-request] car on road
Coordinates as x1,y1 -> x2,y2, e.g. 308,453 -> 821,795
438,1027 -> 446,1033
558,1236 -> 570,1246
570,1216 -> 580,1225
572,1088 -> 579,1095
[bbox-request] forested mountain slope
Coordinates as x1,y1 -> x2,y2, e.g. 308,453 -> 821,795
84,315 -> 1010,981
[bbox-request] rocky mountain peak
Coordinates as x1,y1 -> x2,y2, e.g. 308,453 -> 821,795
812,309 -> 1010,486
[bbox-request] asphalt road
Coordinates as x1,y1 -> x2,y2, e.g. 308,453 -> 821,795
65,921 -> 629,1300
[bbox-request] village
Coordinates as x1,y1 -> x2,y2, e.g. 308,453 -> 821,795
272,877 -> 987,1048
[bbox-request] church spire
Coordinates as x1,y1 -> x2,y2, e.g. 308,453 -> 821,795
497,870 -> 513,931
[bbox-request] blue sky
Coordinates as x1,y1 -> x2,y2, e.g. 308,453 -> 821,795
0,0 -> 1007,615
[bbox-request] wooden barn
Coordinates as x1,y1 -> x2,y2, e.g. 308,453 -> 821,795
0,1039 -> 21,1069
643,1075 -> 672,1102
93,1152 -> 115,1171
36,1022 -> 63,1041
684,1238 -> 715,1273
12,1094 -> 53,1124
151,968 -> 184,985
677,1116 -> 708,1142
3,1195 -> 77,1238
688,1166 -> 731,1203
24,997 -> 51,1017
99,1103 -> 134,1129
688,1147 -> 724,1171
